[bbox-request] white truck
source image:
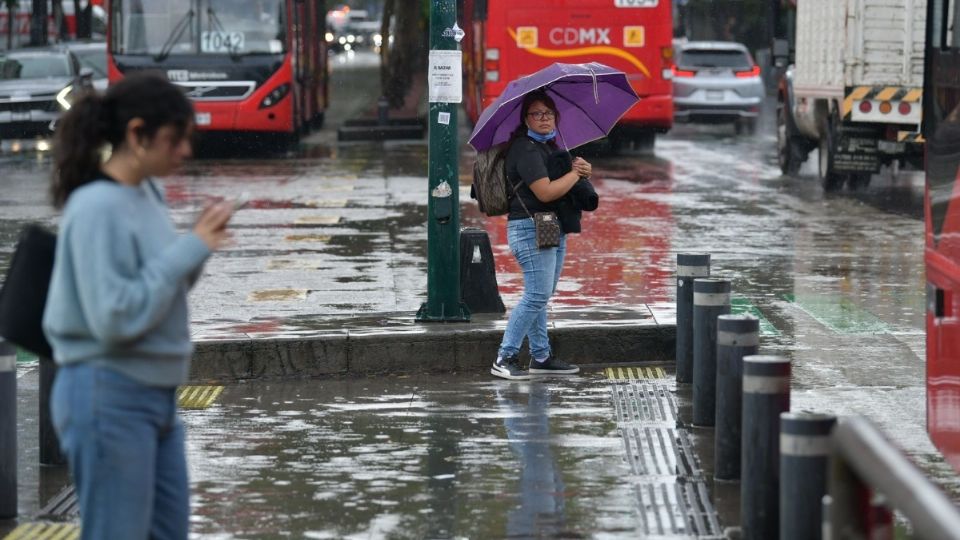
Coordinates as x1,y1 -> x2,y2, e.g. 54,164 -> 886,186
777,0 -> 926,190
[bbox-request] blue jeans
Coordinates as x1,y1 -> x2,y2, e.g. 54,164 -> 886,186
51,363 -> 189,540
498,218 -> 567,360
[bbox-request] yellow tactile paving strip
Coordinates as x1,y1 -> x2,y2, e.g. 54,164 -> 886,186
603,367 -> 667,380
3,523 -> 79,540
177,386 -> 225,410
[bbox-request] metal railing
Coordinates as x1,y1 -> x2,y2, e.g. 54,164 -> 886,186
827,416 -> 960,539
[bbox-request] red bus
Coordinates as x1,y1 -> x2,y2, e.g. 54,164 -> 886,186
106,0 -> 328,142
924,0 -> 960,472
460,0 -> 674,149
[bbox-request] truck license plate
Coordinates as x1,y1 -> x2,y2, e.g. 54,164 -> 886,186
195,112 -> 211,126
707,90 -> 723,101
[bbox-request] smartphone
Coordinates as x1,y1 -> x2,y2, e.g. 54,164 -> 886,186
232,192 -> 251,211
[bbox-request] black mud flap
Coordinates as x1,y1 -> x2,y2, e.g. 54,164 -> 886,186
834,125 -> 881,174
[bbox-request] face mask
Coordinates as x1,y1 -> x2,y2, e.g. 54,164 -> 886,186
527,128 -> 556,143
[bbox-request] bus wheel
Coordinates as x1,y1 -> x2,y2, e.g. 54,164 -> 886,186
818,112 -> 844,191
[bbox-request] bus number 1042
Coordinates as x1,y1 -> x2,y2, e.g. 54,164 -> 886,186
201,31 -> 245,54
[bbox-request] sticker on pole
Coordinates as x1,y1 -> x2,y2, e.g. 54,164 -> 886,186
429,50 -> 462,104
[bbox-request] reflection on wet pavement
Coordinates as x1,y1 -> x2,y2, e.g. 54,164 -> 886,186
185,374 -> 646,538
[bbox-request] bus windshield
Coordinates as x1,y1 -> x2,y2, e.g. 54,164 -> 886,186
111,0 -> 286,56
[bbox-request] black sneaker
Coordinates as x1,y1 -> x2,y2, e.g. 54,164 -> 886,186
528,355 -> 580,375
491,354 -> 530,380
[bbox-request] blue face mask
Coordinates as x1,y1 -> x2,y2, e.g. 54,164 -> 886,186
527,128 -> 556,143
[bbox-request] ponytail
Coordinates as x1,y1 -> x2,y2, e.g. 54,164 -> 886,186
51,91 -> 107,209
50,72 -> 194,209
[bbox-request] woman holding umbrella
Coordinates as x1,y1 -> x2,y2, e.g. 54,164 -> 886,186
490,90 -> 594,380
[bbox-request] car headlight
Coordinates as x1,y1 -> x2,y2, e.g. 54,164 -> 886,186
56,85 -> 73,110
259,83 -> 290,109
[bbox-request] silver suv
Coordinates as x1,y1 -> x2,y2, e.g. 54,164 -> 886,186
672,41 -> 764,135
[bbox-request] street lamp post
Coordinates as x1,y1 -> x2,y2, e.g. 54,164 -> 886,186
417,0 -> 470,322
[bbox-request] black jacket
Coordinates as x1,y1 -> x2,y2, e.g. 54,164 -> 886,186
546,150 -> 599,234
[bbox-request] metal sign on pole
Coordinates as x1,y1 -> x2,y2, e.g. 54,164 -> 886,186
417,0 -> 470,322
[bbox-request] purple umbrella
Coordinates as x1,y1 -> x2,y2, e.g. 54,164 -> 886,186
467,62 -> 640,152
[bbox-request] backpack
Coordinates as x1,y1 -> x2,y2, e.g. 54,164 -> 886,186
471,143 -> 510,216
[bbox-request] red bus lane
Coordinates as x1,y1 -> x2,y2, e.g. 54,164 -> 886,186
474,159 -> 675,308
461,0 -> 674,147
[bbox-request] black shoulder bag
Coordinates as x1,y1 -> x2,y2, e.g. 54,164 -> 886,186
0,224 -> 57,358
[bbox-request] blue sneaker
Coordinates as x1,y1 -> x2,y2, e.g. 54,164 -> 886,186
529,355 -> 579,375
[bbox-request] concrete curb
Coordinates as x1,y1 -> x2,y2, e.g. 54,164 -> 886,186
189,322 -> 676,382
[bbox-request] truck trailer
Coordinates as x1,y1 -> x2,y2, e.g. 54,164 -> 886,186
777,0 -> 925,190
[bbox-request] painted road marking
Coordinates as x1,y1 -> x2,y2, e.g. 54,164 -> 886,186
303,199 -> 348,208
284,234 -> 332,243
784,294 -> 890,334
248,289 -> 308,302
294,216 -> 341,226
604,367 -> 667,380
730,297 -> 781,336
177,386 -> 224,409
267,258 -> 330,270
3,523 -> 79,539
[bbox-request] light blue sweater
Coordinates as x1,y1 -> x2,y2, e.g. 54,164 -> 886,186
42,179 -> 211,387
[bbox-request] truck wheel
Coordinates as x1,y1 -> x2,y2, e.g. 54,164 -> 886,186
847,173 -> 871,190
818,112 -> 844,192
777,97 -> 804,175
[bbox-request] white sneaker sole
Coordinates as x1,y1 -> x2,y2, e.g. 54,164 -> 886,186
491,365 -> 531,380
528,367 -> 580,375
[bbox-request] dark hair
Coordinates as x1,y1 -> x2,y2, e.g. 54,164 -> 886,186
51,72 -> 194,208
510,89 -> 560,144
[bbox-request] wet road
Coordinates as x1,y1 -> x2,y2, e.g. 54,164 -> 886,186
2,51 -> 955,535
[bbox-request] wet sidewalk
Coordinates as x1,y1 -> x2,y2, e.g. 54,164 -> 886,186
8,364 -> 727,539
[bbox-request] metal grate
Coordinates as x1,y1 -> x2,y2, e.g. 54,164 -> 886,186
37,485 -> 79,519
606,376 -> 723,538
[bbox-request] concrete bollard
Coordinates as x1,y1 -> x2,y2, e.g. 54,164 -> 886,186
675,254 -> 710,384
39,358 -> 64,466
741,355 -> 791,540
692,278 -> 730,426
780,412 -> 836,540
0,340 -> 16,519
714,314 -> 759,481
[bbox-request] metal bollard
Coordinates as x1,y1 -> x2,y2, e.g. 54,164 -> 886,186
39,357 -> 64,466
692,278 -> 730,426
714,314 -> 759,480
780,412 -> 836,540
675,254 -> 710,384
0,340 -> 16,519
741,355 -> 791,540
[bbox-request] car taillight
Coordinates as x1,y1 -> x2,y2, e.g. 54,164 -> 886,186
898,102 -> 912,115
859,101 -> 873,113
735,65 -> 761,78
879,101 -> 893,114
672,66 -> 696,78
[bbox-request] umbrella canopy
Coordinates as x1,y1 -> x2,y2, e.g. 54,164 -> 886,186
467,62 -> 640,152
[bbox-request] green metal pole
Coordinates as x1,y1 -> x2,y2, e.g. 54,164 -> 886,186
417,0 -> 470,322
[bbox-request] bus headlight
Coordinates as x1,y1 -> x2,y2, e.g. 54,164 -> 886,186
56,85 -> 74,110
259,83 -> 290,109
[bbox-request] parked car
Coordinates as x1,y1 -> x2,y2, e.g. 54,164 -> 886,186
672,41 -> 764,134
61,41 -> 108,91
0,48 -> 92,139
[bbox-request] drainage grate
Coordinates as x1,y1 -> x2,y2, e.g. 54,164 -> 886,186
611,380 -> 678,425
177,385 -> 224,409
37,485 -> 79,520
607,377 -> 723,538
3,522 -> 79,539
